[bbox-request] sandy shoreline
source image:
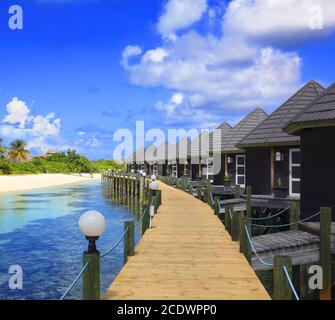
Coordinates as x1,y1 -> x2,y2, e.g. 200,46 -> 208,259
0,173 -> 101,194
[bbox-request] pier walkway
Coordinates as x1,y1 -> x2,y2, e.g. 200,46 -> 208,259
105,182 -> 270,300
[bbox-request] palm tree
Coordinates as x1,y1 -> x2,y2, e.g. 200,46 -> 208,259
7,139 -> 31,163
0,138 -> 6,159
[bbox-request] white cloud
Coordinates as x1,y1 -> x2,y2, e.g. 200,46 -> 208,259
223,0 -> 335,44
123,31 -> 301,110
3,97 -> 31,128
142,48 -> 169,63
121,0 -> 334,127
157,0 -> 208,38
121,45 -> 142,68
1,97 -> 63,153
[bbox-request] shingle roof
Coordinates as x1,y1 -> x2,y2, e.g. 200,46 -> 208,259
222,107 -> 268,152
238,81 -> 325,147
209,122 -> 232,153
284,82 -> 335,135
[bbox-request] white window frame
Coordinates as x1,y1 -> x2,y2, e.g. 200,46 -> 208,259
289,148 -> 301,197
206,157 -> 214,182
172,161 -> 178,178
153,162 -> 158,176
236,155 -> 246,188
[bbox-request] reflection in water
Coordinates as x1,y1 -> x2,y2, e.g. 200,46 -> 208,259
0,181 -> 142,300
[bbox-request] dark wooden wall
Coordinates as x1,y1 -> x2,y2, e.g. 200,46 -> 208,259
213,154 -> 225,185
301,127 -> 335,220
227,153 -> 237,186
245,148 -> 272,195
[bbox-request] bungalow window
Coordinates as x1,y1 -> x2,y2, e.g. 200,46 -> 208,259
153,163 -> 158,176
236,155 -> 246,188
206,157 -> 214,182
172,161 -> 178,178
289,149 -> 300,197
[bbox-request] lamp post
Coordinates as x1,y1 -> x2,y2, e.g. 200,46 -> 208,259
149,179 -> 159,228
79,210 -> 106,300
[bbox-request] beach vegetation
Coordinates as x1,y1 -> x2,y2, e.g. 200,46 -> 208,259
0,139 -> 124,175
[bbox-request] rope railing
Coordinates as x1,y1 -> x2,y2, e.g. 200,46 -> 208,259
59,261 -> 90,301
100,226 -> 130,259
244,225 -> 274,267
251,211 -> 320,229
283,266 -> 300,300
243,206 -> 290,221
60,223 -> 133,300
135,207 -> 148,227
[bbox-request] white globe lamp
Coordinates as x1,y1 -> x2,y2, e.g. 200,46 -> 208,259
79,210 -> 106,253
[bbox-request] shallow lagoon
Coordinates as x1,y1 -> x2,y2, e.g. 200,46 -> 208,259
0,180 -> 141,300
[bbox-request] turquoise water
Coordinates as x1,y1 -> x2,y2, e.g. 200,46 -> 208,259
0,180 -> 141,300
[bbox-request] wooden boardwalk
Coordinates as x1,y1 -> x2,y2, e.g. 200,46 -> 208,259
105,182 -> 270,300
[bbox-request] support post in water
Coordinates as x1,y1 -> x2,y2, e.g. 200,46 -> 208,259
123,220 -> 134,265
83,251 -> 100,300
274,255 -> 293,300
290,201 -> 300,231
320,207 -> 332,300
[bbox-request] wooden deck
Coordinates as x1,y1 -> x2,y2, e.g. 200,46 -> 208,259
105,182 -> 270,300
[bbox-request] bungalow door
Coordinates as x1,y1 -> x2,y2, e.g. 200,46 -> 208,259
153,163 -> 158,176
289,149 -> 301,197
236,155 -> 246,188
206,157 -> 214,182
172,161 -> 178,178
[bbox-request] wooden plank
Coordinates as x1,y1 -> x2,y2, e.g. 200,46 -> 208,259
105,182 -> 270,300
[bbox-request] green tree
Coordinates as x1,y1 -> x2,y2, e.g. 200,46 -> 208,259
7,139 -> 31,163
0,137 -> 7,159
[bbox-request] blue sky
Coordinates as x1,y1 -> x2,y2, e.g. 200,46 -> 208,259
0,0 -> 335,159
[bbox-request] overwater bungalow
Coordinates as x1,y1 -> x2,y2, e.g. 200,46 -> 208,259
144,143 -> 158,175
238,81 -> 325,198
284,82 -> 335,220
148,141 -> 172,177
189,129 -> 211,181
214,107 -> 268,188
209,122 -> 232,185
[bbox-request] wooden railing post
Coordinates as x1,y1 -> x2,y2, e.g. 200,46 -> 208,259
83,251 -> 100,300
246,186 -> 251,218
123,220 -> 134,265
274,256 -> 293,300
141,205 -> 150,235
235,185 -> 240,199
290,201 -> 300,231
214,196 -> 220,216
320,207 -> 332,300
240,219 -> 252,264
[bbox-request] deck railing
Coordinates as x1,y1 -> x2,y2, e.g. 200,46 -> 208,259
165,175 -> 333,301
59,171 -> 162,300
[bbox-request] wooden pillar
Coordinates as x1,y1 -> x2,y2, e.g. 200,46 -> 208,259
320,207 -> 332,300
214,196 -> 220,216
123,220 -> 134,265
246,186 -> 252,218
290,201 -> 300,231
234,184 -> 240,199
240,219 -> 251,264
271,147 -> 275,191
141,205 -> 150,235
274,256 -> 293,300
231,208 -> 240,241
83,251 -> 100,300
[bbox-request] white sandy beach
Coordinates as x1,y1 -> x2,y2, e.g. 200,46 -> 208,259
0,173 -> 101,193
